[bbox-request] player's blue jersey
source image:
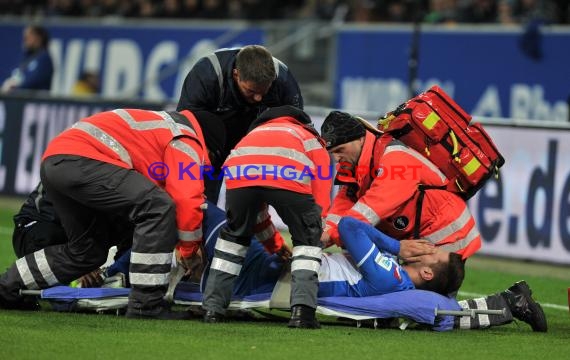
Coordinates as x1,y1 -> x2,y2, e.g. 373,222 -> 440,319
318,251 -> 414,297
317,216 -> 415,297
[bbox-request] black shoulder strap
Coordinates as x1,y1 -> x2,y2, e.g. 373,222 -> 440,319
166,111 -> 197,137
413,184 -> 447,239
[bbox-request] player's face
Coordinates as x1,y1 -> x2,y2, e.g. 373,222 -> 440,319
233,70 -> 271,104
329,138 -> 364,166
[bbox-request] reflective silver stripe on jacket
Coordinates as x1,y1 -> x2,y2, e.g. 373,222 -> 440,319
325,213 -> 342,225
227,146 -> 315,169
129,272 -> 169,286
207,53 -> 224,96
424,206 -> 474,244
303,138 -> 323,151
73,121 -> 133,167
215,238 -> 248,258
351,202 -> 380,225
273,57 -> 283,77
210,257 -> 242,276
156,111 -> 197,135
436,225 -> 481,252
384,144 -> 447,183
225,165 -> 311,185
178,227 -> 203,242
170,139 -> 202,163
130,252 -> 172,265
113,109 -> 195,137
250,126 -> 319,153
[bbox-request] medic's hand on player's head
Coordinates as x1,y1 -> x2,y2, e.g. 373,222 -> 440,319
398,239 -> 436,263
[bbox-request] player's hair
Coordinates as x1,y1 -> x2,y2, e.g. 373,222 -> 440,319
421,252 -> 465,296
235,45 -> 276,86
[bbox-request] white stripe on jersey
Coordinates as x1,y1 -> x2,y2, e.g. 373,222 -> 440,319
318,253 -> 362,286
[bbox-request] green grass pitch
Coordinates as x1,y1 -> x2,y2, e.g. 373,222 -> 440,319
0,196 -> 568,359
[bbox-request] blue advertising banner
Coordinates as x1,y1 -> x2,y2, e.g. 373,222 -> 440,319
0,94 -> 165,196
0,21 -> 263,102
336,26 -> 570,122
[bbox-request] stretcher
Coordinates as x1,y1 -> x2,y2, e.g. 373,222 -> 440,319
21,280 -> 496,332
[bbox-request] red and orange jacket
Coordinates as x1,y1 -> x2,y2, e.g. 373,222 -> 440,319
325,132 -> 481,259
42,109 -> 208,258
224,115 -> 332,252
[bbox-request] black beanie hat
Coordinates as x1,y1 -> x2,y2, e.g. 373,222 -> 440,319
321,111 -> 366,150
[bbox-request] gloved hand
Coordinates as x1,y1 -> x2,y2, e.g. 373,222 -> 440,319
320,225 -> 341,248
275,243 -> 292,262
176,245 -> 207,282
77,269 -> 105,288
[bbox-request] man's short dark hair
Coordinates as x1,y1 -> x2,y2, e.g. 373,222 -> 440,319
420,252 -> 465,296
235,45 -> 276,86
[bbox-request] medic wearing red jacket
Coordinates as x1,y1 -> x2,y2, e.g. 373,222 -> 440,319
0,109 -> 225,319
320,111 -> 481,259
203,105 -> 331,329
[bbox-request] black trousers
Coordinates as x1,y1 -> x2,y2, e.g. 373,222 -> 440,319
203,187 -> 323,314
0,155 -> 177,310
12,220 -> 68,259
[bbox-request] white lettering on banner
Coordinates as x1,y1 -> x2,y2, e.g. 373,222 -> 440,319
14,103 -> 97,195
84,40 -> 103,75
50,38 -> 221,101
0,102 -> 6,191
144,41 -> 179,100
60,39 -> 85,94
16,104 -> 46,193
472,86 -> 502,118
341,77 -> 568,122
50,39 -> 103,95
509,84 -> 568,122
104,40 -> 142,98
470,127 -> 570,264
340,77 -> 455,114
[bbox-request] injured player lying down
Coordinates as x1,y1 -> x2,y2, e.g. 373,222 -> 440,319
97,203 -> 546,331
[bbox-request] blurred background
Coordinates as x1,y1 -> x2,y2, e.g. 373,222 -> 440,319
0,0 -> 569,265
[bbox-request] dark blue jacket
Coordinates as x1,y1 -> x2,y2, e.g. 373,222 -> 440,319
176,48 -> 303,155
14,48 -> 54,91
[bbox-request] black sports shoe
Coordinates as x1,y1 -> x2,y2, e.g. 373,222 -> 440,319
0,297 -> 41,311
203,310 -> 225,323
125,303 -> 191,320
0,289 -> 40,311
288,305 -> 321,329
500,281 -> 547,332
